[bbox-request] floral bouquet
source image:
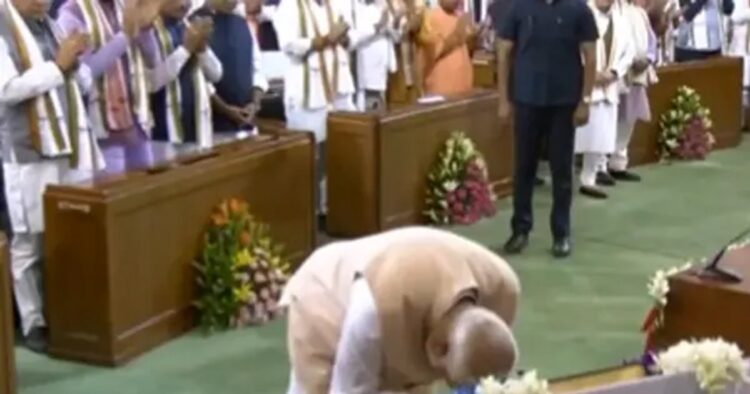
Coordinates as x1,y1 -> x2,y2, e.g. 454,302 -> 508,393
193,198 -> 290,333
658,86 -> 715,161
425,131 -> 497,225
655,339 -> 748,394
468,371 -> 550,394
641,262 -> 692,351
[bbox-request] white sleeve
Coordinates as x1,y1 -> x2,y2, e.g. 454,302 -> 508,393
251,31 -> 269,92
198,49 -> 224,83
329,278 -> 382,394
274,0 -> 314,59
0,37 -> 65,106
147,46 -> 190,93
731,7 -> 750,23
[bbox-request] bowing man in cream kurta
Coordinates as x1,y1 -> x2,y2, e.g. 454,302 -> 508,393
0,0 -> 105,352
273,0 -> 379,213
575,0 -> 633,199
281,227 -> 520,394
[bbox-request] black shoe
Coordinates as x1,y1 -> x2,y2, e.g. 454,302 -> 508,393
579,186 -> 608,199
552,238 -> 572,258
503,233 -> 529,255
596,171 -> 616,187
534,177 -> 545,187
609,170 -> 642,182
25,327 -> 48,354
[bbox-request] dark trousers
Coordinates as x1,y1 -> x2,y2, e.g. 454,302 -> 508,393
674,48 -> 721,63
511,104 -> 576,239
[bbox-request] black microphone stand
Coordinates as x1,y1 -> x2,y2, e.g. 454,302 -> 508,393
696,227 -> 750,284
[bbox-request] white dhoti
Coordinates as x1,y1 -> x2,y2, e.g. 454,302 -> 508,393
610,88 -> 651,172
285,94 -> 356,214
3,159 -> 93,335
575,101 -> 618,187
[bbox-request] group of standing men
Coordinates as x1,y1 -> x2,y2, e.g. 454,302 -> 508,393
0,0 -> 271,353
497,0 -> 748,258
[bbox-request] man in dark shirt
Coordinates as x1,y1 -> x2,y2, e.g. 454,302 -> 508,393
496,0 -> 598,258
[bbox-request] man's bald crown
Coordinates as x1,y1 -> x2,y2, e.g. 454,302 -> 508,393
447,306 -> 518,382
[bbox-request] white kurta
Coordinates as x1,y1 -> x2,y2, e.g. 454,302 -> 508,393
575,5 -> 634,154
730,0 -> 750,87
353,0 -> 400,92
274,0 -> 373,142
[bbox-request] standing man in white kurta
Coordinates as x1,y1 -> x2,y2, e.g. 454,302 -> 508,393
274,0 -> 376,214
352,0 -> 404,111
575,0 -> 633,199
607,0 -> 657,181
729,0 -> 750,127
0,0 -> 105,353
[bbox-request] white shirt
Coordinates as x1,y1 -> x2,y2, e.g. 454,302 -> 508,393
692,9 -> 711,49
147,47 -> 223,93
353,0 -> 401,92
273,0 -> 374,109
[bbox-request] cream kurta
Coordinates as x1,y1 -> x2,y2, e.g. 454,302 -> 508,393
353,0 -> 401,93
730,0 -> 750,87
575,4 -> 634,154
281,227 -> 520,394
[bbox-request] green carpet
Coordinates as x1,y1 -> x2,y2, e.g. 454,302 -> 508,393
17,138 -> 750,394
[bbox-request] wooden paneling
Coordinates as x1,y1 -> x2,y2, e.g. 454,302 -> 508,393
0,234 -> 15,394
630,57 -> 743,165
327,90 -> 513,237
652,246 -> 750,354
44,132 -> 315,366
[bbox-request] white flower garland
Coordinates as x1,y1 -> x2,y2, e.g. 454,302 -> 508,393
647,262 -> 693,308
656,339 -> 748,394
477,371 -> 550,394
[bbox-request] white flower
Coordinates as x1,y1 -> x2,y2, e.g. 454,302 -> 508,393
656,339 -> 749,394
443,180 -> 459,192
477,376 -> 504,394
647,263 -> 692,307
477,371 -> 550,394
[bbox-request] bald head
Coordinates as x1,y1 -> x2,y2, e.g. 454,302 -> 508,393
429,305 -> 518,386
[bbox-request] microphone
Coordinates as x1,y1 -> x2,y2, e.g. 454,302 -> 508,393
696,226 -> 750,283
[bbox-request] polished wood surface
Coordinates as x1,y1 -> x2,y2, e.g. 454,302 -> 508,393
550,364 -> 645,393
473,51 -> 495,89
652,245 -> 750,353
629,56 -> 743,165
44,132 -> 316,366
327,90 -> 513,236
0,234 -> 15,394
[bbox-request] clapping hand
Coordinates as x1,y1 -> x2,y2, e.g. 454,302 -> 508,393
184,17 -> 213,54
56,32 -> 90,73
328,17 -> 350,44
595,70 -> 616,86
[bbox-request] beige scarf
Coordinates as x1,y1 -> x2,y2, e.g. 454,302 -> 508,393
297,0 -> 339,108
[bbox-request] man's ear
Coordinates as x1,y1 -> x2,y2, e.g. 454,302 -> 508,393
425,330 -> 450,369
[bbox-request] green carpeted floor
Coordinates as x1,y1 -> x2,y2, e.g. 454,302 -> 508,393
17,138 -> 750,394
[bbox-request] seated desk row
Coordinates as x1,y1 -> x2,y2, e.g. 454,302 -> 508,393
326,55 -> 744,237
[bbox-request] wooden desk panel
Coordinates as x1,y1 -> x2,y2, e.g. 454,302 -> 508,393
0,234 -> 15,394
630,57 -> 743,165
327,91 -> 513,236
45,133 -> 315,366
652,246 -> 750,354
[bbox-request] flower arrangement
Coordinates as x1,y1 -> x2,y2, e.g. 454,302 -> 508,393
655,339 -> 748,394
641,262 -> 693,350
658,86 -> 715,161
476,371 -> 551,394
193,198 -> 290,333
424,131 -> 497,225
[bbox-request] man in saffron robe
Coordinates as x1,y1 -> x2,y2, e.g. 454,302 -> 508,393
194,0 -> 268,133
146,0 -> 224,147
421,0 -> 476,97
0,0 -> 104,353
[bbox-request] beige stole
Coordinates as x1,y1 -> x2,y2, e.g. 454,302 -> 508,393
297,0 -> 339,108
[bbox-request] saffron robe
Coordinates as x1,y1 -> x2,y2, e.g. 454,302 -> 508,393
422,7 -> 473,97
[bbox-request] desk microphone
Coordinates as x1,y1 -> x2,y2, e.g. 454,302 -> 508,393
697,226 -> 750,283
